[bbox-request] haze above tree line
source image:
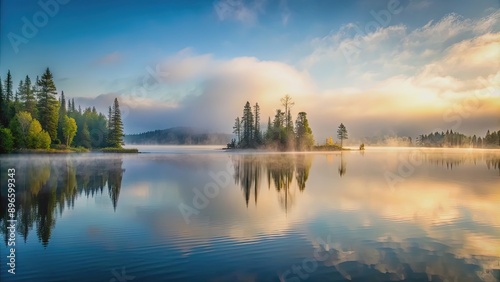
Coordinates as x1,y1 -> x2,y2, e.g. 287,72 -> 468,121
0,69 -> 498,152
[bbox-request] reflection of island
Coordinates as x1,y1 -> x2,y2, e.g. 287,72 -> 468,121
338,152 -> 347,177
419,151 -> 500,173
232,154 -> 312,211
0,157 -> 124,247
486,157 -> 500,176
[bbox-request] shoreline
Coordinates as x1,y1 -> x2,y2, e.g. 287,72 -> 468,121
5,148 -> 140,154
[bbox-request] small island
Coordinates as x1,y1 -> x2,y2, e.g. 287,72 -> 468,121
227,95 -> 354,151
0,68 -> 138,154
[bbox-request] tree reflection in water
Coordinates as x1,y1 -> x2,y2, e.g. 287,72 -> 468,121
232,154 -> 313,212
0,157 -> 124,247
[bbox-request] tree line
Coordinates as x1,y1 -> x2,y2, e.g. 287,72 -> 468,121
417,129 -> 500,148
0,68 -> 125,153
230,95 -> 315,151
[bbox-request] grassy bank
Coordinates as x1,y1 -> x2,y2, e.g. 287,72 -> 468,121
9,147 -> 139,154
13,147 -> 90,154
313,145 -> 350,151
97,147 -> 139,153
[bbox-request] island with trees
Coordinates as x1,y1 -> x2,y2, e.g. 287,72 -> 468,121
228,95 -> 351,151
0,68 -> 137,154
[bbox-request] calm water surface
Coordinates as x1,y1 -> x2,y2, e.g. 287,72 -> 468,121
1,146 -> 499,282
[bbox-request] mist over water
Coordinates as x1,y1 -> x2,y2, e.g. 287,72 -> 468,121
1,146 -> 499,281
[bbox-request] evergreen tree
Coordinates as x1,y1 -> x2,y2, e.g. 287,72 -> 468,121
4,70 -> 14,121
14,80 -> 22,114
241,101 -> 254,148
37,68 -> 59,141
57,91 -> 67,143
270,109 -> 286,148
233,117 -> 241,146
285,109 -> 295,149
107,106 -> 113,146
337,123 -> 348,148
78,122 -> 91,148
108,98 -> 124,148
0,78 -> 4,126
265,116 -> 272,143
253,103 -> 262,145
295,112 -> 314,150
273,109 -> 285,129
20,75 -> 37,118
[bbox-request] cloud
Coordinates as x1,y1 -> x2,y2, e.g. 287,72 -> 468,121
302,10 -> 500,77
214,0 -> 266,24
76,11 -> 500,140
156,48 -> 215,84
296,10 -> 500,138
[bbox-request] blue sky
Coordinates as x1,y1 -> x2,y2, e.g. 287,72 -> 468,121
1,0 -> 499,138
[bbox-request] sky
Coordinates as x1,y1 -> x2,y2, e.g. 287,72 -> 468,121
1,0 -> 499,141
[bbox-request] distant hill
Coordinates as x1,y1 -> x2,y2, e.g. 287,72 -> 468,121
124,127 -> 232,145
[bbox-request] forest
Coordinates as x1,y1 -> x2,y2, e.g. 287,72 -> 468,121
0,68 -> 126,153
416,129 -> 500,148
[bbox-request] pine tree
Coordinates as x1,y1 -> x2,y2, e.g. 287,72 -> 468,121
295,112 -> 314,150
4,71 -> 13,107
37,68 -> 59,141
108,98 -> 124,148
57,91 -> 67,143
20,76 -> 37,118
265,116 -> 272,142
253,103 -> 262,145
0,78 -> 4,126
241,101 -> 254,148
107,106 -> 113,146
79,122 -> 91,148
233,117 -> 241,146
337,123 -> 348,148
4,71 -> 14,122
14,80 -> 22,114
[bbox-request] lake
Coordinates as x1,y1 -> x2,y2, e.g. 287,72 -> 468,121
1,146 -> 499,282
